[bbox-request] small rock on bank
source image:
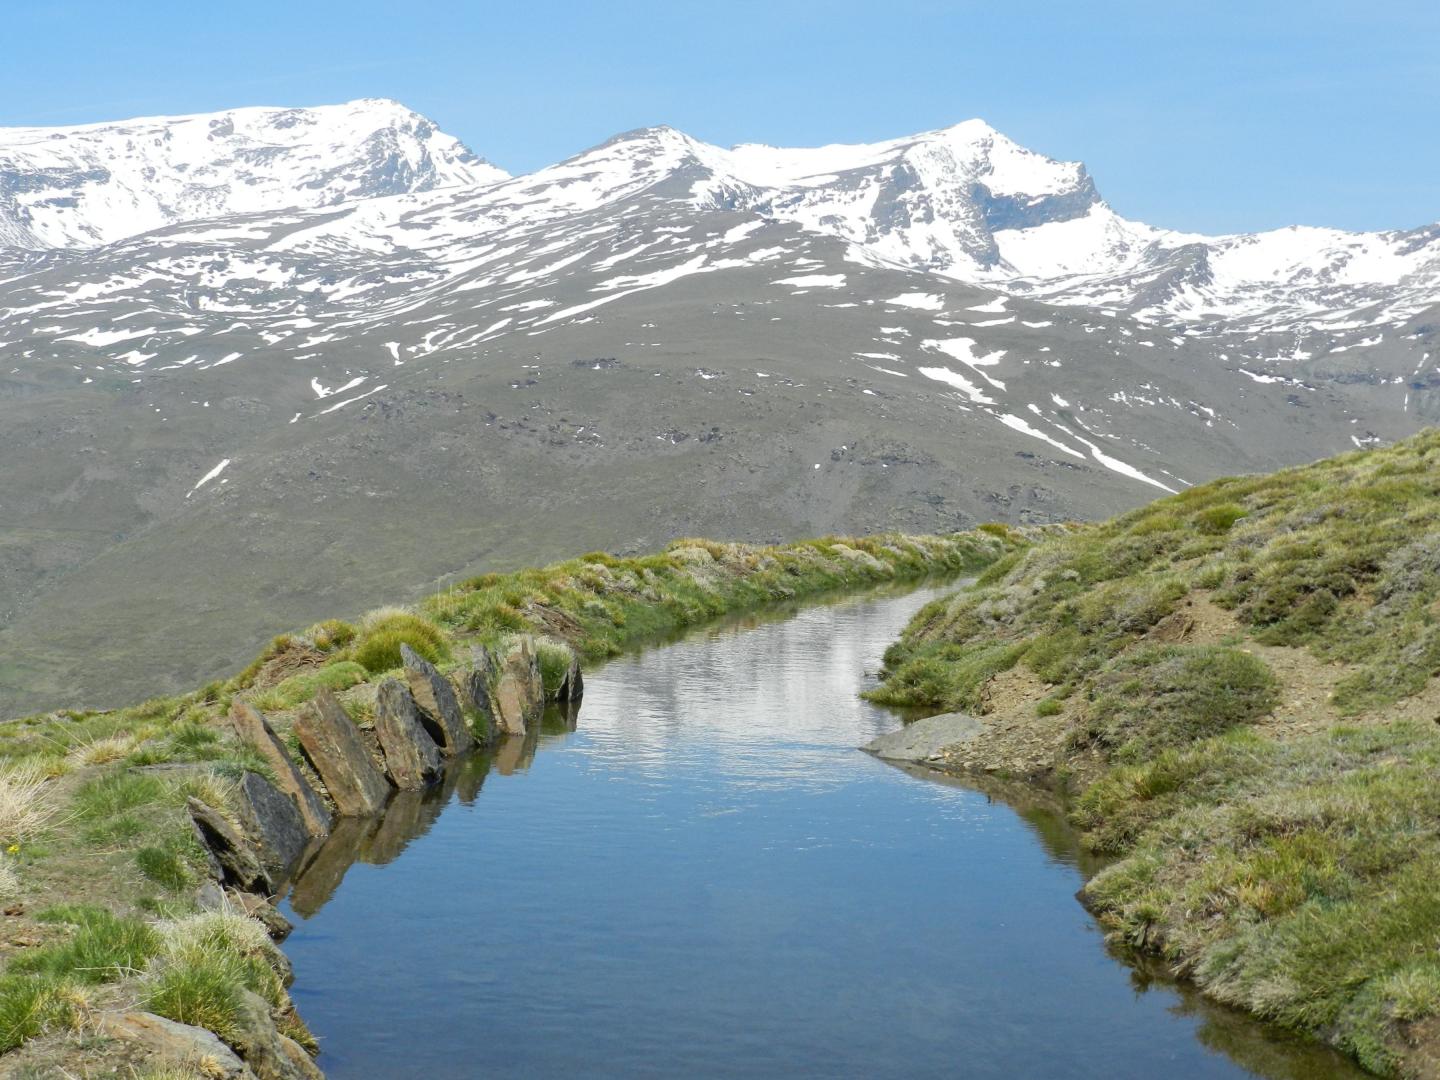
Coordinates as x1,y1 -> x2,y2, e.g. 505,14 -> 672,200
862,713 -> 985,763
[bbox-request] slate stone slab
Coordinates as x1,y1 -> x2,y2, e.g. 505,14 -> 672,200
451,644 -> 502,744
234,770 -> 312,879
188,797 -> 272,894
294,690 -> 391,816
401,644 -> 474,755
493,635 -> 545,735
373,677 -> 443,789
229,700 -> 331,839
555,653 -> 584,702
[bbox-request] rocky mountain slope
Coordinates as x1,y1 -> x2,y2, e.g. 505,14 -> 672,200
1,99 -> 1435,714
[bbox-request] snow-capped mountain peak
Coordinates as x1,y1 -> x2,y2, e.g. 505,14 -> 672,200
0,98 -> 506,249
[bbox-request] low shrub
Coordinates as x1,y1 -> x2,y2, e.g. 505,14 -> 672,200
1071,645 -> 1278,762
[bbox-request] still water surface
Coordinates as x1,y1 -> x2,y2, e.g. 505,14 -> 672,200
281,583 -> 1363,1079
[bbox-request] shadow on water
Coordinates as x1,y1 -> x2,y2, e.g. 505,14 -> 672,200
279,579 -> 1367,1080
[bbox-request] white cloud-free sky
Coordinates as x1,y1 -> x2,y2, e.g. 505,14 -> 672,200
3,0 -> 1436,235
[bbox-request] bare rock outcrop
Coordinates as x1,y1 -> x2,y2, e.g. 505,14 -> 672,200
226,989 -> 324,1080
95,1010 -> 256,1079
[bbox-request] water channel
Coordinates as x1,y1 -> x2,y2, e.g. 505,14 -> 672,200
280,583 -> 1363,1079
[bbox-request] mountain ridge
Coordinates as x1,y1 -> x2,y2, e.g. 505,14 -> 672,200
0,98 -> 506,249
0,98 -> 1435,714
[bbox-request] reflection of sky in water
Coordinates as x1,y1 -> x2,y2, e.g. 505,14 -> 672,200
282,586 -> 1364,1080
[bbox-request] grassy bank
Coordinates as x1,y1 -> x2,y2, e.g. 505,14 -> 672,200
871,430 -> 1440,1075
0,530 -> 1013,1074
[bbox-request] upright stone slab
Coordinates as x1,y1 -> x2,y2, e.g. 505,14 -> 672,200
229,701 -> 331,839
294,690 -> 391,816
515,636 -> 545,720
491,669 -> 528,737
373,678 -> 443,789
453,645 -> 500,743
188,798 -> 272,894
493,636 -> 545,735
555,653 -> 584,702
234,771 -> 312,878
401,644 -> 475,756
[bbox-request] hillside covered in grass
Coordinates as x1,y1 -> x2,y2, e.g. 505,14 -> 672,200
0,531 -> 1010,1075
872,430 -> 1440,1075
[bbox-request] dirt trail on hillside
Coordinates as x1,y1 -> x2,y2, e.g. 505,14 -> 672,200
928,592 -> 1440,782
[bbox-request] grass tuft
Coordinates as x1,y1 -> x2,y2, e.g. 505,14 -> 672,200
352,610 -> 451,674
0,763 -> 56,846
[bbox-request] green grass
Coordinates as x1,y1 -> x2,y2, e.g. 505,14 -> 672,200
250,660 -> 369,711
0,973 -> 77,1053
14,906 -> 160,985
1078,722 -> 1440,1075
72,772 -> 166,821
875,430 -> 1440,724
135,843 -> 195,893
143,911 -> 289,1040
534,638 -> 576,695
421,533 -> 1011,667
146,952 -> 249,1040
351,611 -> 451,674
1070,645 -> 1278,762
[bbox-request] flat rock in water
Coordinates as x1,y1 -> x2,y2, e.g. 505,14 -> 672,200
373,677 -> 443,788
229,700 -> 332,839
234,771 -> 312,880
401,644 -> 475,755
863,712 -> 985,763
294,690 -> 391,816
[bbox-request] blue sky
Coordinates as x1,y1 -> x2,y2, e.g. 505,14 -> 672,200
4,0 -> 1436,235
